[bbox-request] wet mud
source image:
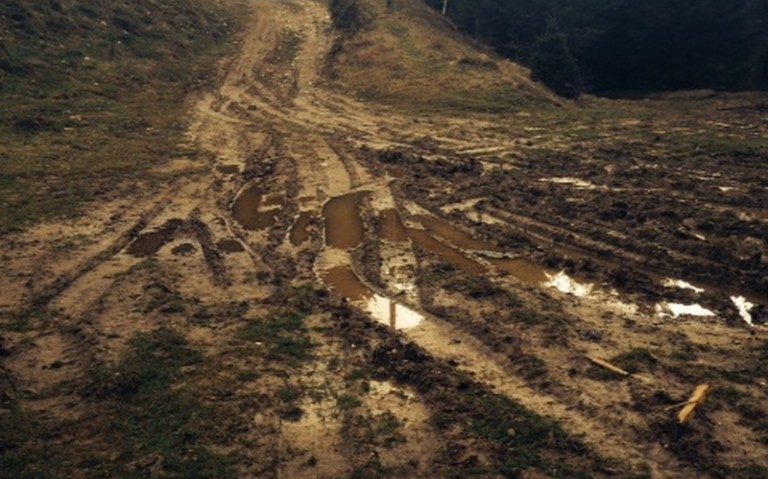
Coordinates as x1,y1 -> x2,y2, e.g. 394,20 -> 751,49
126,219 -> 184,257
289,212 -> 313,246
216,164 -> 240,175
379,209 -> 408,243
216,239 -> 245,253
407,228 -> 485,275
232,185 -> 283,231
171,243 -> 196,256
322,191 -> 368,250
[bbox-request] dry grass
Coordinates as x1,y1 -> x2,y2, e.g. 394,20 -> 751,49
0,0 -> 243,232
328,0 -> 561,112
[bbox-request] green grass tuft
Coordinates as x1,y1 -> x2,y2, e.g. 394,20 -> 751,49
239,312 -> 314,364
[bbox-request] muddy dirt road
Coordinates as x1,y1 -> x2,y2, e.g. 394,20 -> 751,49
1,1 -> 767,477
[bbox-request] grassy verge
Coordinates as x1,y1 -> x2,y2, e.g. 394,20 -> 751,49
0,0 -> 242,232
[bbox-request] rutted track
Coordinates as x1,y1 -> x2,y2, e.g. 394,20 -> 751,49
2,1 -> 767,477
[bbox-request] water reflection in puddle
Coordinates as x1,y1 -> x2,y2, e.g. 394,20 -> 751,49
489,256 -> 594,297
662,278 -> 705,293
731,296 -> 756,326
656,302 -> 716,318
540,177 -> 600,189
544,271 -> 593,297
321,266 -> 424,330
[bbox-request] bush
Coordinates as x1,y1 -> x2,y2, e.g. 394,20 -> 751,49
330,0 -> 370,34
530,22 -> 582,98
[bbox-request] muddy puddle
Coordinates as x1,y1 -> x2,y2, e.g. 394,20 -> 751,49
656,302 -> 715,318
322,266 -> 423,330
232,185 -> 283,231
379,209 -> 408,242
216,164 -> 240,175
408,216 -> 597,293
387,166 -> 407,179
290,212 -> 313,246
217,239 -> 245,253
412,215 -> 501,252
127,219 -> 183,257
489,257 -> 550,285
323,191 -> 368,249
171,243 -> 196,256
407,228 -> 486,275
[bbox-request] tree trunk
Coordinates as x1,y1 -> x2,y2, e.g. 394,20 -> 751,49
442,0 -> 449,15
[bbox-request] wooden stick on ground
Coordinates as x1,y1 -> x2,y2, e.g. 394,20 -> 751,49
678,384 -> 711,424
587,356 -> 630,377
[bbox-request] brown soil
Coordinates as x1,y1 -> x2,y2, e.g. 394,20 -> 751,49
1,0 -> 767,478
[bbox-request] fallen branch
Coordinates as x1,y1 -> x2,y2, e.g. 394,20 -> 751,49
678,384 -> 711,424
588,356 -> 630,377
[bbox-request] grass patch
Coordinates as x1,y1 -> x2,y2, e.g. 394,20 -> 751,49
0,0 -> 241,233
0,408 -> 58,479
366,412 -> 405,448
453,391 -> 592,478
239,312 -> 314,364
88,328 -> 201,398
86,328 -> 231,477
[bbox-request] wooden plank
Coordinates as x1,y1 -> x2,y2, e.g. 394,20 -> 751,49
678,384 -> 711,424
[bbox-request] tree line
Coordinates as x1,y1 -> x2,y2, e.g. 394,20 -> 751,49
425,0 -> 768,97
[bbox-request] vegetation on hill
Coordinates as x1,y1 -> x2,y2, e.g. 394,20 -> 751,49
328,0 -> 561,111
425,0 -> 768,95
0,0 -> 240,232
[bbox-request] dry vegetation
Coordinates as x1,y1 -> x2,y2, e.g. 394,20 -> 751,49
328,0 -> 560,111
0,0 -> 241,231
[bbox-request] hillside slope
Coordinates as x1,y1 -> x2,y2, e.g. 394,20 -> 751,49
328,0 -> 561,111
0,0 -> 239,231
